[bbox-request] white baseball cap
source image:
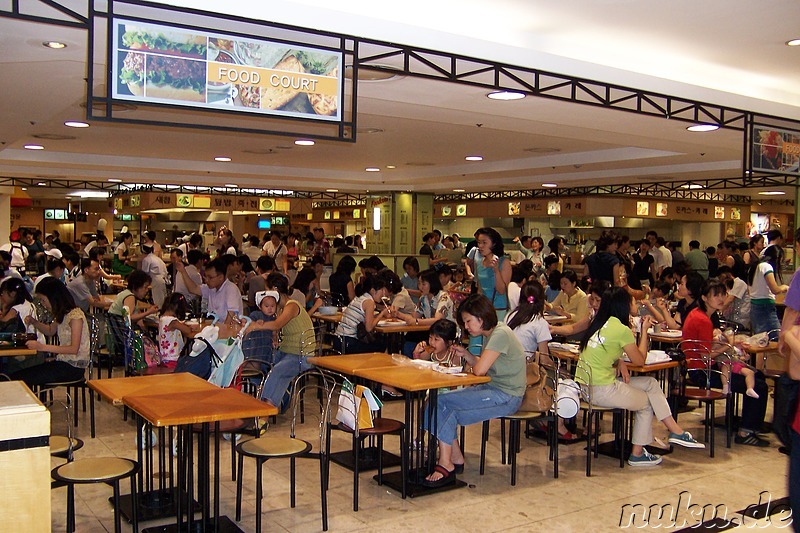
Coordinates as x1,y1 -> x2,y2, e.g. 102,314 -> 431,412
45,249 -> 63,259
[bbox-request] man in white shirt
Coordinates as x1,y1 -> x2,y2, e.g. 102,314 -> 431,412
176,256 -> 243,318
0,230 -> 28,271
652,237 -> 672,278
172,249 -> 203,302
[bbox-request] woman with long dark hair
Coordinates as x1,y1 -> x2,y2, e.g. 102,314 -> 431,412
468,227 -> 512,320
576,287 -> 703,467
12,277 -> 90,386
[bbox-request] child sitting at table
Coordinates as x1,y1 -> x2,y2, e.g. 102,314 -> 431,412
412,318 -> 460,366
158,293 -> 200,369
245,290 -> 278,365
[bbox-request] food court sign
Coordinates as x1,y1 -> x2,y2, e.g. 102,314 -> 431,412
751,125 -> 800,175
111,18 -> 343,122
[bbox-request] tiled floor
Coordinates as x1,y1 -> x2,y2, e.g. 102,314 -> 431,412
50,379 -> 793,532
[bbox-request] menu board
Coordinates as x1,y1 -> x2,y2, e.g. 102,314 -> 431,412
111,18 -> 343,122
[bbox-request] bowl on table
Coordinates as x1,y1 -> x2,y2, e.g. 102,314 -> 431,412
318,306 -> 339,316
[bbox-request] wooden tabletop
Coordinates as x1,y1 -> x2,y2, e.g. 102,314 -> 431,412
627,360 -> 680,373
0,348 -> 38,357
549,347 -> 579,361
308,352 -> 396,374
374,322 -> 430,334
124,387 -> 277,427
354,364 -> 490,392
311,312 -> 343,324
88,372 -> 213,405
743,341 -> 778,354
648,331 -> 683,344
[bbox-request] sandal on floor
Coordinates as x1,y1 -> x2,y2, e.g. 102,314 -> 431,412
422,464 -> 456,487
453,463 -> 464,474
558,431 -> 580,442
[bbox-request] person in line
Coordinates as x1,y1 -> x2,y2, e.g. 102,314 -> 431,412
422,294 -> 525,486
716,267 -> 751,330
335,271 -> 399,354
13,278 -> 90,386
548,269 -> 588,324
311,227 -> 331,265
176,257 -> 243,319
262,230 -> 288,274
743,234 -> 765,268
684,240 -> 709,279
214,227 -> 238,257
576,286 -> 704,467
682,279 -> 770,446
141,244 -> 169,308
158,293 -> 200,369
244,274 -> 315,410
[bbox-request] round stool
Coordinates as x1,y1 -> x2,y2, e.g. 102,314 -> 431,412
52,457 -> 140,533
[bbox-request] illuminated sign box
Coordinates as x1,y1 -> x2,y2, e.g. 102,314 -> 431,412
111,18 -> 343,122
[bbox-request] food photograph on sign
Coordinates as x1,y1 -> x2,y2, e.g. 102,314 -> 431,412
636,201 -> 649,216
112,19 -> 342,121
656,202 -> 668,217
547,201 -> 561,216
714,206 -> 725,219
752,126 -> 800,174
508,202 -> 520,216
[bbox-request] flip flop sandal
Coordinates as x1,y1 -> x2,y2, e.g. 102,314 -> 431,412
422,464 -> 456,487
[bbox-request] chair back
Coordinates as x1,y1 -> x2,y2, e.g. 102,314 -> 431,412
678,338 -> 734,390
40,389 -> 77,461
83,313 -> 101,380
286,369 -> 338,451
574,358 -> 604,410
241,329 -> 274,365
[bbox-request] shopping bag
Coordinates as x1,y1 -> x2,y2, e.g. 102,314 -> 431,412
336,379 -> 378,430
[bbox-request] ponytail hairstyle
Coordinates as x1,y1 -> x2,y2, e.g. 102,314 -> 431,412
506,282 -> 545,330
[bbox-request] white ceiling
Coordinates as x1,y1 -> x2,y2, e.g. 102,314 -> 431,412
1,0 -> 799,199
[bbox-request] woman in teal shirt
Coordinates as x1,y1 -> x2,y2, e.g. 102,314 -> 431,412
576,287 -> 704,467
469,227 -> 512,320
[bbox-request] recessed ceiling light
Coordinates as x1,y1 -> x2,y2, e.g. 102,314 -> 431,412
326,188 -> 339,192
686,124 -> 719,132
214,156 -> 231,162
225,183 -> 238,188
453,189 -> 465,192
542,183 -> 558,188
386,165 -> 396,169
487,91 -> 526,101
42,41 -> 67,49
24,144 -> 44,150
759,191 -> 786,196
294,139 -> 315,146
64,121 -> 89,128
465,156 -> 483,162
37,181 -> 46,186
365,167 -> 380,172
681,184 -> 704,189
786,39 -> 800,46
21,187 -> 27,191
107,178 -> 122,183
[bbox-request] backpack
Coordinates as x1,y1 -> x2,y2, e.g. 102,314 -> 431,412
130,332 -> 160,372
174,337 -> 222,380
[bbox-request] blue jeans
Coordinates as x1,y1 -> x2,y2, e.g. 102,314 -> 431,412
425,384 -> 522,444
750,301 -> 781,340
260,350 -> 312,408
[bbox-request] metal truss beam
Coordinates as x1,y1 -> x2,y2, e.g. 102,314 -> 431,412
0,0 -> 88,27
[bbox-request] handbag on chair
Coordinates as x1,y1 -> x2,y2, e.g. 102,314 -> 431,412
519,351 -> 554,412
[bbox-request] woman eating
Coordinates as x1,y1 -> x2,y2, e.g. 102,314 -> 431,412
334,270 -> 399,354
422,294 -> 525,486
108,270 -> 159,329
575,286 -> 704,467
547,269 -> 588,324
12,278 -> 90,387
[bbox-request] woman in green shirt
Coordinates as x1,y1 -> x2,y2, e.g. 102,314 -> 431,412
576,287 -> 703,467
423,294 -> 525,487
